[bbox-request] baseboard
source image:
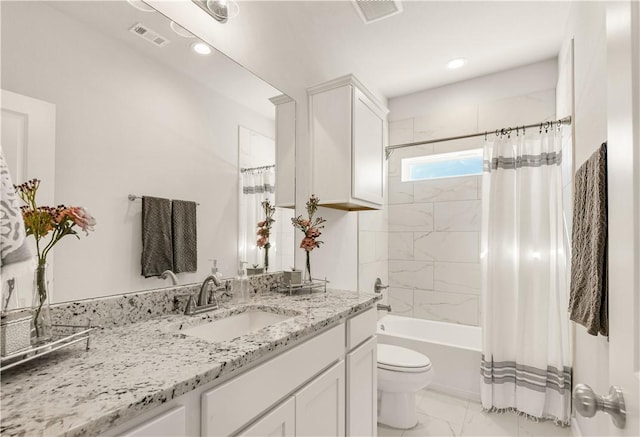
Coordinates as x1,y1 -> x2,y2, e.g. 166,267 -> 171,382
429,383 -> 481,402
571,416 -> 583,437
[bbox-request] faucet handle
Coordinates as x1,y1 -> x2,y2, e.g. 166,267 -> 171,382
184,295 -> 196,315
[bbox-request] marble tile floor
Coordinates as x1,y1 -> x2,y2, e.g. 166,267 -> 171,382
377,390 -> 572,437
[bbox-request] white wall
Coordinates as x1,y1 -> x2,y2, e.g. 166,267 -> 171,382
558,2 -> 611,436
1,2 -> 274,302
386,60 -> 557,326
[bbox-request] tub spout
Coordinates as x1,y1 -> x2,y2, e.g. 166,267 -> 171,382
377,303 -> 392,312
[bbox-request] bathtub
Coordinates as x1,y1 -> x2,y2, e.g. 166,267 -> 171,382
377,315 -> 482,401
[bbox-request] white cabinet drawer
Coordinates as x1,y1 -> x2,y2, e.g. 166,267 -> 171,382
346,307 -> 377,350
119,406 -> 186,437
201,323 -> 345,436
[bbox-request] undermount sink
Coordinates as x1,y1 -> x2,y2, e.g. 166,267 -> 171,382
182,310 -> 293,343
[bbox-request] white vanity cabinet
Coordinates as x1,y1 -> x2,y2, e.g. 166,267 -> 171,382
296,361 -> 346,436
238,396 -> 296,437
308,75 -> 388,211
269,94 -> 296,208
108,307 -> 377,437
119,406 -> 187,437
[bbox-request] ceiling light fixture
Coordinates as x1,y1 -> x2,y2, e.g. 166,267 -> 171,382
192,0 -> 240,24
447,58 -> 467,69
191,42 -> 212,55
170,21 -> 195,38
126,0 -> 156,13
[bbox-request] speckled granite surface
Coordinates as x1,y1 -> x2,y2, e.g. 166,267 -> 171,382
1,287 -> 379,437
50,272 -> 283,328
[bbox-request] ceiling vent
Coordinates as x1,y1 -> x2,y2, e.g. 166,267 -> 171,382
352,0 -> 403,24
129,22 -> 170,47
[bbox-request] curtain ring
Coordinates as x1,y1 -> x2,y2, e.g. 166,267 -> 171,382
495,129 -> 500,137
484,131 -> 487,141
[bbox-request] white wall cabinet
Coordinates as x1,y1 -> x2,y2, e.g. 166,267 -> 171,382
308,75 -> 388,211
270,94 -> 296,208
296,360 -> 346,436
347,337 -> 377,437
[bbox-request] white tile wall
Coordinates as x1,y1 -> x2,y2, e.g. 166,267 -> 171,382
387,88 -> 556,326
414,231 -> 479,263
413,290 -> 479,325
414,176 -> 479,203
389,260 -> 434,290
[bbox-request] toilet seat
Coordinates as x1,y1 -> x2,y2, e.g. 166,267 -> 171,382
377,344 -> 431,373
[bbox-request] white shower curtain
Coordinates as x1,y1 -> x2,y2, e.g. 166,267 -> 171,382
480,129 -> 572,424
239,168 -> 275,269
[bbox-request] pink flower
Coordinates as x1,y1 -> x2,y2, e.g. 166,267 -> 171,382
64,206 -> 96,235
306,227 -> 321,238
300,236 -> 318,252
300,219 -> 311,227
257,221 -> 266,227
257,236 -> 267,248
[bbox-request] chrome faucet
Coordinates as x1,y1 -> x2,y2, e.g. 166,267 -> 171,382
184,275 -> 230,316
198,275 -> 222,306
160,270 -> 179,286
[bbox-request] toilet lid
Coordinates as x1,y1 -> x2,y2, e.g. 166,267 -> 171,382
377,344 -> 431,373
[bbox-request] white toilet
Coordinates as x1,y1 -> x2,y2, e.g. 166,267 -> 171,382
377,344 -> 433,429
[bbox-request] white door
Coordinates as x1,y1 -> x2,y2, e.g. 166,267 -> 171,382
346,336 -> 377,437
239,397 -> 295,437
1,89 -> 56,307
296,360 -> 346,436
606,1 -> 639,435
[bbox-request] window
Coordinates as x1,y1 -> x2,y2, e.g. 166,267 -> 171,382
401,148 -> 483,182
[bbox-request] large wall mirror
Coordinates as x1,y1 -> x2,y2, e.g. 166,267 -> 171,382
1,0 -> 294,307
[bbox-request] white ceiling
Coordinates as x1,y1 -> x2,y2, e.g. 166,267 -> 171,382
48,1 -> 282,119
46,1 -> 572,111
229,0 -> 573,99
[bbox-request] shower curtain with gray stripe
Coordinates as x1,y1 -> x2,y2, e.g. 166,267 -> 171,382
480,129 -> 572,424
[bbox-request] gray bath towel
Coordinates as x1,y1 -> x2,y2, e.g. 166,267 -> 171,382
141,196 -> 173,277
569,143 -> 608,336
171,200 -> 197,273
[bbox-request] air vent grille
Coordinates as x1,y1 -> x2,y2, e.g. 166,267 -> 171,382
353,0 -> 402,24
129,22 -> 170,47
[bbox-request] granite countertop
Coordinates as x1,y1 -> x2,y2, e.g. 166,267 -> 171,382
0,289 -> 379,437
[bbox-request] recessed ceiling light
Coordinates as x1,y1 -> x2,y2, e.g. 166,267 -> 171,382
191,42 -> 212,55
447,58 -> 467,69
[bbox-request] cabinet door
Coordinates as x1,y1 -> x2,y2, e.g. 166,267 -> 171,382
119,406 -> 186,437
239,397 -> 295,437
296,360 -> 346,436
346,336 -> 377,437
352,88 -> 384,206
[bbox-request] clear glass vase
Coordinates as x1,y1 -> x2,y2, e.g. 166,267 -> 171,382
32,263 -> 53,345
305,251 -> 312,283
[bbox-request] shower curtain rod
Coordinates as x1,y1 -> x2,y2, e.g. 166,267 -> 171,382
240,164 -> 275,173
384,116 -> 572,159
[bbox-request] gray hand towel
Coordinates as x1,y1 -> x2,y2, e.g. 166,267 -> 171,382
569,143 -> 608,336
172,200 -> 197,273
141,196 -> 173,278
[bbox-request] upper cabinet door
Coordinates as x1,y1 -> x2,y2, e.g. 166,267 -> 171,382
352,88 -> 384,206
308,75 -> 388,211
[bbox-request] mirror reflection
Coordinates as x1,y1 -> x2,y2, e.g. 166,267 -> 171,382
1,0 -> 294,308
